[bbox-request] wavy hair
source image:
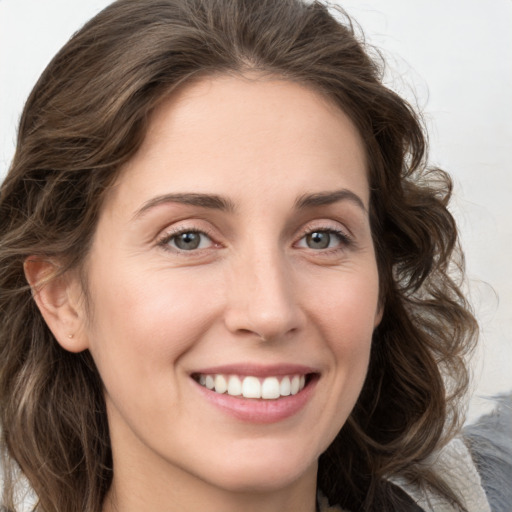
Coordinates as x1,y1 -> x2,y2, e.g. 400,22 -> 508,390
0,0 -> 477,510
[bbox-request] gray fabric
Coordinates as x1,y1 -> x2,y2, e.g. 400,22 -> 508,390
391,436 -> 491,511
464,393 -> 512,512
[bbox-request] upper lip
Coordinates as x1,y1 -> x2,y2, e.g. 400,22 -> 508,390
190,363 -> 318,378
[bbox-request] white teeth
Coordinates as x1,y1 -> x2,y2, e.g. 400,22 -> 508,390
227,375 -> 242,396
196,373 -> 308,399
261,377 -> 280,399
290,376 -> 300,395
280,376 -> 291,396
242,376 -> 261,398
214,375 -> 227,394
205,375 -> 215,390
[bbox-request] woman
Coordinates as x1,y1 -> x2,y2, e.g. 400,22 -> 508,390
0,0 -> 495,510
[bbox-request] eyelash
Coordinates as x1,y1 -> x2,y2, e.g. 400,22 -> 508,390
157,224 -> 353,254
295,226 -> 353,252
157,226 -> 218,253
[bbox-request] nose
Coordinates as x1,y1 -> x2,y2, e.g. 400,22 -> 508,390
223,249 -> 304,342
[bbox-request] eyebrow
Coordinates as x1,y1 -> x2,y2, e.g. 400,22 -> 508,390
133,188 -> 366,220
133,193 -> 235,219
294,189 -> 367,213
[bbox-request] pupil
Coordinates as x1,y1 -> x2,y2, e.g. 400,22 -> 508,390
176,232 -> 200,250
307,231 -> 330,249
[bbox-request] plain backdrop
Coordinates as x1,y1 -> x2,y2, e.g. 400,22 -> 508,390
1,0 -> 511,424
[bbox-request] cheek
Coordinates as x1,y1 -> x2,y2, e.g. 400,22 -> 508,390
304,269 -> 378,405
82,267 -> 225,440
84,265 -> 222,386
308,269 -> 380,342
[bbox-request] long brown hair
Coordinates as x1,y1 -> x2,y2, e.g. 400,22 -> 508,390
0,1 -> 477,510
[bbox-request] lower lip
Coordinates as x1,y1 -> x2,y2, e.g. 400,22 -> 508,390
193,376 -> 318,424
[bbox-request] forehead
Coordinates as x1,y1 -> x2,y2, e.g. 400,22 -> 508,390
106,74 -> 369,214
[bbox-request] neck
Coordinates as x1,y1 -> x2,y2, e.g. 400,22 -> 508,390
103,464 -> 318,512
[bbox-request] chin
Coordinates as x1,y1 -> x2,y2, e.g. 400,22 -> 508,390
209,468 -> 311,494
195,443 -> 319,494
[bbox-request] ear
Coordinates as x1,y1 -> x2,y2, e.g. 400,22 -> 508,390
24,257 -> 89,353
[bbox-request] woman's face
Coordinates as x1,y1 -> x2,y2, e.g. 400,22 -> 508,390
79,75 -> 381,497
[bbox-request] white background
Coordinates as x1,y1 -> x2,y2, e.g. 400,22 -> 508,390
1,0 -> 511,423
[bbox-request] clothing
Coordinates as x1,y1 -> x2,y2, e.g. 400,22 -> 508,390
318,438 -> 490,512
464,394 -> 512,512
317,493 -> 346,512
391,437 -> 491,512
319,394 -> 512,512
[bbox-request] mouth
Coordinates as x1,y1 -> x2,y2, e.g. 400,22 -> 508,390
191,372 -> 317,400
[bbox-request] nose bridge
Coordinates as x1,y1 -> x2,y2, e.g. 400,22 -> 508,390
224,240 -> 301,341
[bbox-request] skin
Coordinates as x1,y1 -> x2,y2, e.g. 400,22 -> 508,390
30,75 -> 382,512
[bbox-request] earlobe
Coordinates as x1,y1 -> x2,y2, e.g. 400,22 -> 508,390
24,257 -> 89,353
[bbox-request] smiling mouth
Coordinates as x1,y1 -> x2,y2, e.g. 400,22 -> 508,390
192,373 -> 316,400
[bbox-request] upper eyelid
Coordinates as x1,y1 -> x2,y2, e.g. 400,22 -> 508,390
155,217 -> 354,246
295,227 -> 352,246
157,224 -> 218,248
295,219 -> 352,238
157,218 -> 217,238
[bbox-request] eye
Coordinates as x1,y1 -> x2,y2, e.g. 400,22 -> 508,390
296,229 -> 350,250
160,230 -> 214,251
